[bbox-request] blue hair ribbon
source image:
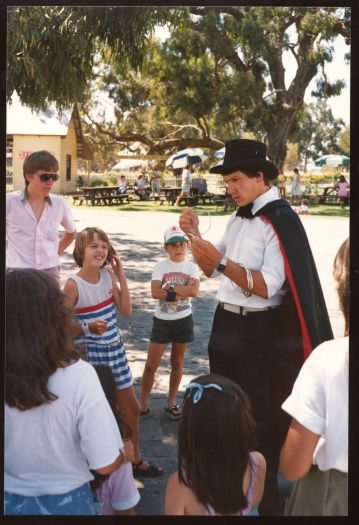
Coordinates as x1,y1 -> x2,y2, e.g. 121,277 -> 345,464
185,382 -> 223,403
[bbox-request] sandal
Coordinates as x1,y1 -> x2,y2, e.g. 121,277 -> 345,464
132,459 -> 163,478
139,408 -> 151,419
165,404 -> 183,420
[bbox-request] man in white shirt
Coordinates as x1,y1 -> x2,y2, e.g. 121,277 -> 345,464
179,139 -> 333,515
174,164 -> 192,206
6,150 -> 76,282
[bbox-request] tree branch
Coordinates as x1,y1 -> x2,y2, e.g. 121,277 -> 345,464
189,6 -> 245,23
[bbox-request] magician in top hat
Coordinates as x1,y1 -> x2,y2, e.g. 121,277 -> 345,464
179,137 -> 333,515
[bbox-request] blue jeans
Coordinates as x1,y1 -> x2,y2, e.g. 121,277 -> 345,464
4,482 -> 98,515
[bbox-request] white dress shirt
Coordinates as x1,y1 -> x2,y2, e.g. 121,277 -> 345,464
6,189 -> 76,270
213,186 -> 286,308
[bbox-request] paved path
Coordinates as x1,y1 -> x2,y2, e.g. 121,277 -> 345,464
59,208 -> 349,515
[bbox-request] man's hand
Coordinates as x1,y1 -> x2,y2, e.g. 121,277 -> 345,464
179,208 -> 200,237
190,237 -> 222,268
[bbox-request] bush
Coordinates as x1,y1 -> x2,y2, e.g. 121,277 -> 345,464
90,178 -> 108,187
104,171 -> 120,185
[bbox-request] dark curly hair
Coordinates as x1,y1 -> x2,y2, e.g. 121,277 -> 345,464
178,373 -> 258,515
5,269 -> 78,410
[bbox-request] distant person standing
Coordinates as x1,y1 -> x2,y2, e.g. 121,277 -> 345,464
150,168 -> 161,199
291,168 -> 301,203
277,171 -> 287,199
6,150 -> 76,283
174,164 -> 192,207
334,175 -> 350,207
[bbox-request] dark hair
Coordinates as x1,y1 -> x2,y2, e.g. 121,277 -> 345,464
5,269 -> 77,410
339,175 -> 346,183
73,227 -> 116,268
240,169 -> 271,187
333,238 -> 349,336
293,168 -> 299,174
90,364 -> 132,491
23,151 -> 59,187
178,373 -> 257,514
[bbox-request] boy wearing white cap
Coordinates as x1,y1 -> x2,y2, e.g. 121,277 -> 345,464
140,226 -> 200,420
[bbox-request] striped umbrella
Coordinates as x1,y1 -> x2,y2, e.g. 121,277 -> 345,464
166,148 -> 210,169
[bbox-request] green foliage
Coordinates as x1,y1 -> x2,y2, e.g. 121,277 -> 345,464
105,172 -> 121,185
290,100 -> 345,168
7,6 -> 172,111
90,178 -> 108,187
284,143 -> 300,170
8,6 -> 350,170
338,126 -> 350,155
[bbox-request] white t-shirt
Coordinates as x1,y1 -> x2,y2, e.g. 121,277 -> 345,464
152,258 -> 200,320
5,359 -> 123,496
282,337 -> 348,473
213,187 -> 286,308
181,168 -> 192,191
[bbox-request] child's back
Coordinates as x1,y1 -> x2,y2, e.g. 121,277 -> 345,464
165,374 -> 266,516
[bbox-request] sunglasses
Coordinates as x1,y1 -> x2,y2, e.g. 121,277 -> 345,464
39,173 -> 59,182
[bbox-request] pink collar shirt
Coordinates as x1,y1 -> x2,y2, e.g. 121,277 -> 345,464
6,189 -> 76,270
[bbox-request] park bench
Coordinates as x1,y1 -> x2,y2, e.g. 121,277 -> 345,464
102,194 -> 130,205
67,191 -> 85,205
318,186 -> 338,204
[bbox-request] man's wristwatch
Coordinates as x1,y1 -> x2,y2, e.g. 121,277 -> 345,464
166,285 -> 175,293
217,255 -> 228,273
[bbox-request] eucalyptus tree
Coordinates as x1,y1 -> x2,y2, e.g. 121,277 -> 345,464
7,5 -> 174,110
8,5 -> 350,169
289,101 -> 346,170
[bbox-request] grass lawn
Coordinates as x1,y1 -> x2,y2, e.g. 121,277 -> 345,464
306,203 -> 349,218
64,196 -> 349,219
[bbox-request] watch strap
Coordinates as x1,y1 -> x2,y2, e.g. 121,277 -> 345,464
217,255 -> 228,272
81,321 -> 91,336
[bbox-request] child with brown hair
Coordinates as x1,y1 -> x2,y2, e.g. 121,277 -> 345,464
63,226 -> 163,478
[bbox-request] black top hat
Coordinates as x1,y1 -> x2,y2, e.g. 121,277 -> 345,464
210,139 -> 279,180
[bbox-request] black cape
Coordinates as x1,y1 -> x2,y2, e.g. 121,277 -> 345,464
254,199 -> 334,440
255,198 -> 334,359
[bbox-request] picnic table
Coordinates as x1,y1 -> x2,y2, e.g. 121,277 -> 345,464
76,186 -> 130,206
317,186 -> 338,204
162,186 -> 214,206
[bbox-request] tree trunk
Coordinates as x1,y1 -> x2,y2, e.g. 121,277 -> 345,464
266,111 -> 297,172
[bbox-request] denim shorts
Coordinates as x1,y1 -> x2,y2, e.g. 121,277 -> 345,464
150,314 -> 194,344
4,482 -> 98,515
